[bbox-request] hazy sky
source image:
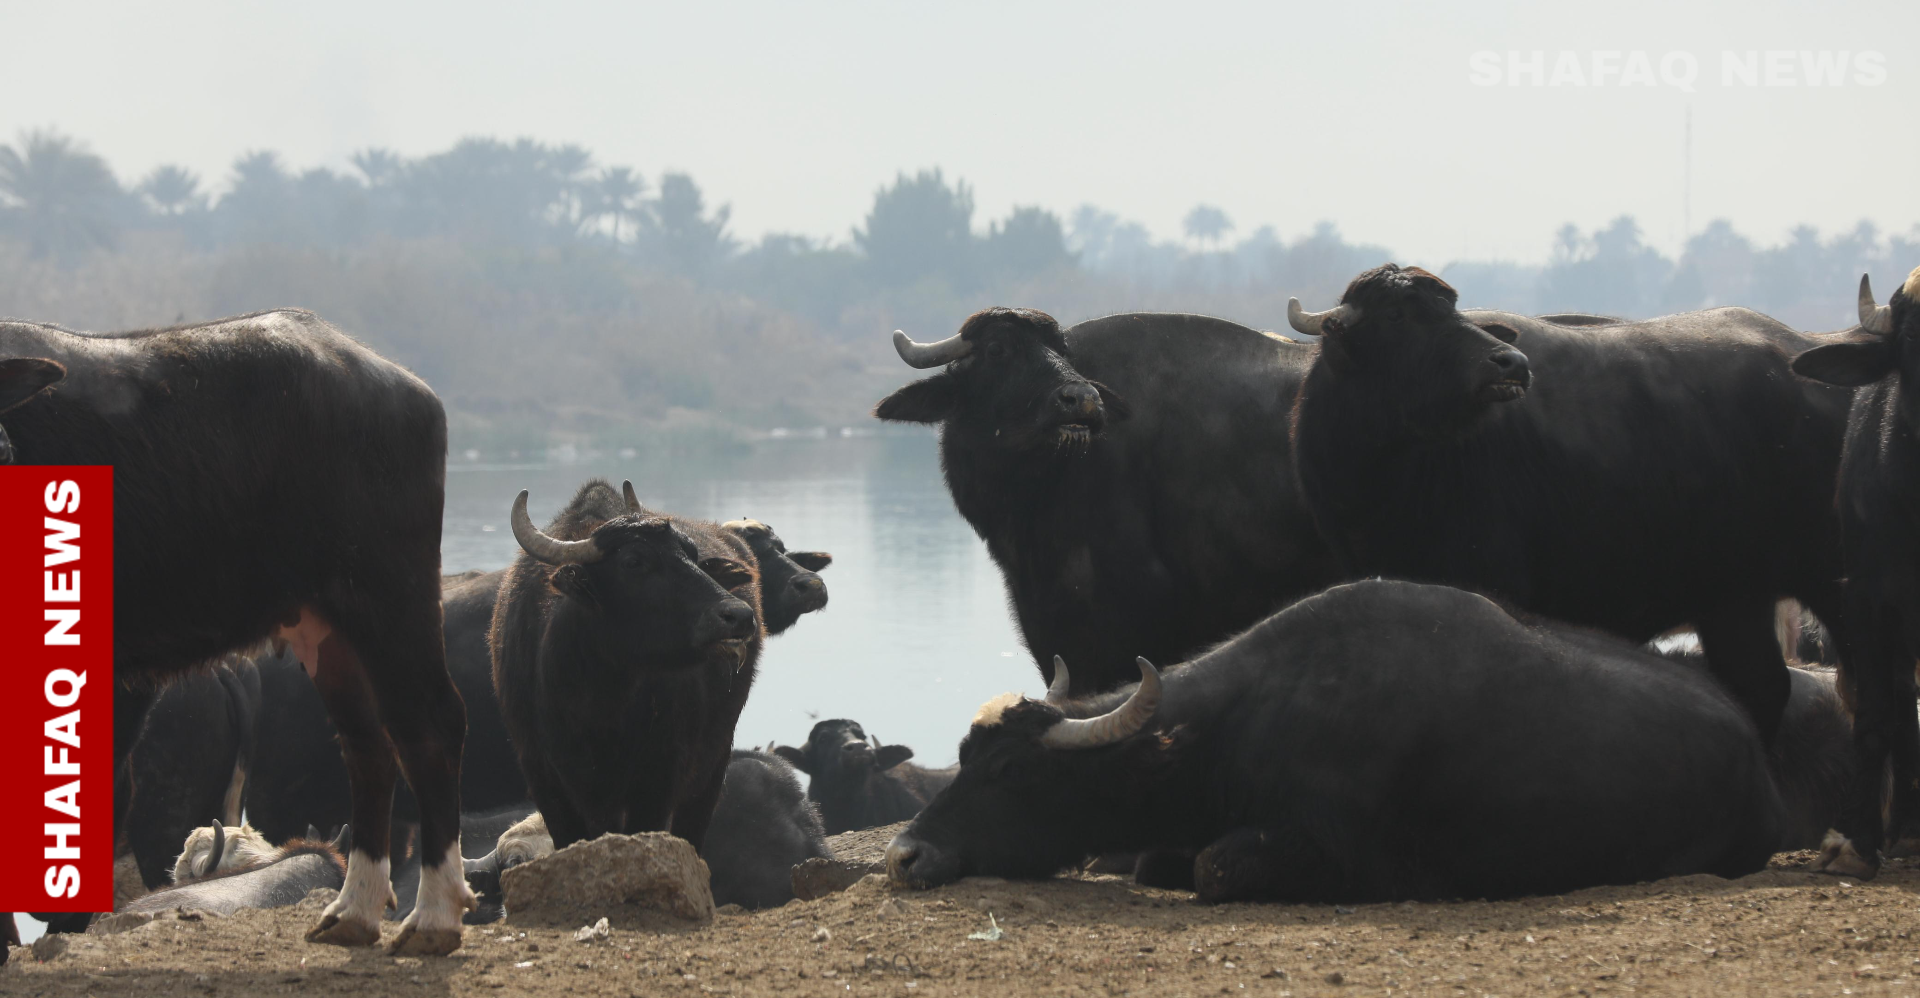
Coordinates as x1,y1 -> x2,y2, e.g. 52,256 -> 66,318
6,0 -> 1916,264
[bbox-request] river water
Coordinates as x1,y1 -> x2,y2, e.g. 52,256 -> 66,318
442,431 -> 1034,768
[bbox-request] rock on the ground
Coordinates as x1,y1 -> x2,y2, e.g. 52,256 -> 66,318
89,911 -> 155,935
30,935 -> 69,963
796,821 -> 911,900
502,831 -> 713,928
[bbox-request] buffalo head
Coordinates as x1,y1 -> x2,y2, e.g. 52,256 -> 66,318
874,307 -> 1130,456
1290,264 -> 1530,429
885,657 -> 1164,889
511,482 -> 758,668
722,518 -> 830,635
774,718 -> 913,785
1793,268 -> 1920,391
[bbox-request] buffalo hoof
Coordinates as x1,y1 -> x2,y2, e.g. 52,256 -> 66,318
305,913 -> 382,947
387,924 -> 463,957
1811,830 -> 1879,879
1882,835 -> 1920,860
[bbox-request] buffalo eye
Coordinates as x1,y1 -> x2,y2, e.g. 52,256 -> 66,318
985,340 -> 1009,362
618,548 -> 647,570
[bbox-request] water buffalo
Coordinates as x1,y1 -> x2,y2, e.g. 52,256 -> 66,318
774,720 -> 956,834
885,580 -> 1783,901
1285,264 -> 1850,742
704,750 -> 832,909
126,825 -> 349,917
0,309 -> 471,953
721,519 -> 831,635
876,307 -> 1338,695
492,479 -> 762,851
1789,268 -> 1920,875
120,657 -> 262,889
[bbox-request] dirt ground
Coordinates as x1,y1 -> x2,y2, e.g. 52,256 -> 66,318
9,848 -> 1920,998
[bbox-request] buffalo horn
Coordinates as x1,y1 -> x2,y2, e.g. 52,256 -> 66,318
1046,655 -> 1073,703
1039,657 -> 1162,750
510,490 -> 604,565
1286,298 -> 1355,336
892,329 -> 972,369
1860,274 -> 1893,334
199,820 -> 226,879
621,479 -> 643,514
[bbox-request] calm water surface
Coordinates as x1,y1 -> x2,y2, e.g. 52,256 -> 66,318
443,432 -> 1034,768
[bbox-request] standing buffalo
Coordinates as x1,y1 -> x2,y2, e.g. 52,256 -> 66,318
876,308 -> 1337,695
1285,264 -> 1850,741
121,656 -> 262,889
886,580 -> 1783,901
1789,268 -> 1920,875
721,519 -> 831,634
492,480 -> 762,851
0,309 -> 471,954
775,719 -> 956,834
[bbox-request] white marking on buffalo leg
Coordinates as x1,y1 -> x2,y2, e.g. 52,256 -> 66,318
390,837 -> 477,955
324,848 -> 395,928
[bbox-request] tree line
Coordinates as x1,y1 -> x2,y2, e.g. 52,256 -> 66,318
2,128 -> 1913,447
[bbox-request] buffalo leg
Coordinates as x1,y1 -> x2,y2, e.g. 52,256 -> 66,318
352,610 -> 474,957
1133,848 -> 1198,890
1695,596 -> 1792,743
668,761 -> 731,853
2,911 -> 16,959
1193,826 -> 1350,904
304,633 -> 400,947
1820,596 -> 1914,877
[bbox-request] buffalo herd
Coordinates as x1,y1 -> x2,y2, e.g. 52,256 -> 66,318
2,263 -> 1918,961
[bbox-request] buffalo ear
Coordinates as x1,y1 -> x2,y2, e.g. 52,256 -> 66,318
700,557 -> 755,590
874,377 -> 959,424
788,551 -> 832,572
550,565 -> 598,607
772,745 -> 810,773
329,824 -> 352,855
1792,338 -> 1896,387
0,358 -> 66,413
1476,322 -> 1520,345
876,744 -> 915,770
1089,381 -> 1132,420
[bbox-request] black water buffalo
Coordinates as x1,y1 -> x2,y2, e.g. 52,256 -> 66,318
1284,264 -> 1850,742
875,308 -> 1338,696
124,826 -> 349,917
775,720 -> 957,834
705,750 -> 833,909
120,656 -> 262,889
1790,268 -> 1920,875
0,309 -> 471,954
721,519 -> 831,634
886,580 -> 1783,901
493,480 -> 762,851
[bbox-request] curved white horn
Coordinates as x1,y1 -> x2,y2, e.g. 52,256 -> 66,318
892,329 -> 973,369
198,819 -> 226,879
510,490 -> 605,565
1287,299 -> 1353,336
1046,655 -> 1072,703
1039,657 -> 1162,750
1860,274 -> 1893,334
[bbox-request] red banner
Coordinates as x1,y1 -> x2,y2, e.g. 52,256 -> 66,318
0,467 -> 113,913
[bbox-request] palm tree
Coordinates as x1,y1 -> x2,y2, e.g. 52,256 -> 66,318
0,129 -> 125,259
1182,204 -> 1233,251
140,165 -> 203,215
588,166 -> 646,242
350,147 -> 403,187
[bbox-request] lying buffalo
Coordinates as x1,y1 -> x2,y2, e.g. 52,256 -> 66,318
1285,264 -> 1850,741
125,825 -> 350,917
876,308 -> 1337,695
887,580 -> 1782,902
775,720 -> 956,834
122,657 -> 262,889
